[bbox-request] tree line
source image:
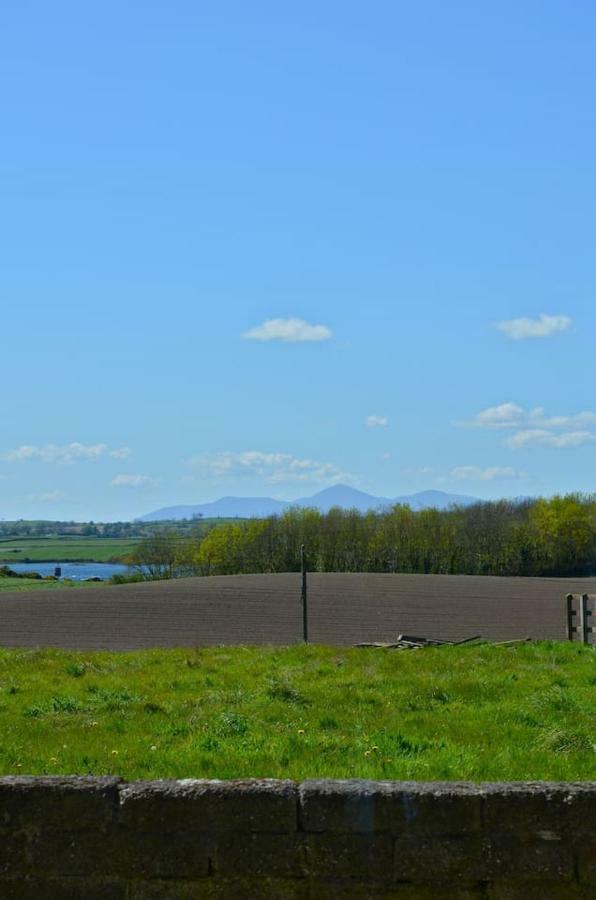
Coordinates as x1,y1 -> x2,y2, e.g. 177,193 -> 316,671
128,495 -> 596,579
0,518 -> 209,540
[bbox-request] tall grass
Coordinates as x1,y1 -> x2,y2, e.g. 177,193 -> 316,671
0,643 -> 593,781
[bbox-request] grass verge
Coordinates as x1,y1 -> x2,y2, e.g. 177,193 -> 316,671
0,642 -> 593,781
0,578 -> 103,593
0,536 -> 139,563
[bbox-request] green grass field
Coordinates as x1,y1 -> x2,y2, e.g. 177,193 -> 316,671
0,577 -> 102,593
0,536 -> 140,563
0,643 -> 593,781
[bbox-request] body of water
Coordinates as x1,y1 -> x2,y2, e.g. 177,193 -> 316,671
5,562 -> 130,580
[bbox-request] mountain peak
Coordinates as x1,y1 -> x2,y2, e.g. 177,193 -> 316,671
294,484 -> 391,513
138,486 -> 479,521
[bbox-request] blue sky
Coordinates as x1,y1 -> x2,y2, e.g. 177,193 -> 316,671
1,1 -> 595,520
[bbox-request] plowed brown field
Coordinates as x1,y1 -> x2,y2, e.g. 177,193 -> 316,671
1,573 -> 593,650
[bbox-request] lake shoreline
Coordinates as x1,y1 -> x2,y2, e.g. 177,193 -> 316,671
3,561 -> 132,581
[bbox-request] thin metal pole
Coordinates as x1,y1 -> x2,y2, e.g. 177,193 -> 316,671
301,544 -> 308,643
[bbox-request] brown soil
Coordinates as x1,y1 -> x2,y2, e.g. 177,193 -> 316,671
1,572 -> 592,650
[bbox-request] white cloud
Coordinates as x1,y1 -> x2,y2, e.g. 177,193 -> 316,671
2,442 -> 108,463
109,447 -> 132,460
467,402 -> 596,450
1,442 -> 132,464
505,430 -> 596,450
111,474 -> 157,488
496,313 -> 571,340
28,490 -> 66,502
365,415 -> 388,428
190,450 -> 349,484
451,466 -> 527,481
242,317 -> 333,343
471,403 -> 526,429
527,409 -> 596,429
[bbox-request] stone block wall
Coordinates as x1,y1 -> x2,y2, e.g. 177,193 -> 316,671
0,777 -> 594,898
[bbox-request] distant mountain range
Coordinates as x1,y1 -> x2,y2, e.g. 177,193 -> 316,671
137,484 -> 479,522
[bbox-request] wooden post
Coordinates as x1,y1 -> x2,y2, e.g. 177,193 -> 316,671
580,594 -> 593,646
301,544 -> 308,643
566,594 -> 576,642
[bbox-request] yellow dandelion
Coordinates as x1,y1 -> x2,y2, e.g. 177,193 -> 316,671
111,750 -> 119,755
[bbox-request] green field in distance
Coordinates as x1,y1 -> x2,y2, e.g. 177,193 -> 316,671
0,577 -> 103,593
0,537 -> 140,563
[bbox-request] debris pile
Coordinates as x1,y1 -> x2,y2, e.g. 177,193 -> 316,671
354,634 -> 530,650
354,633 -> 472,650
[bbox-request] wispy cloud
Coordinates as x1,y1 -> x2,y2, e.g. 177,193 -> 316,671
109,447 -> 132,460
450,465 -> 527,481
470,403 -> 527,429
111,474 -> 157,488
1,443 -> 131,463
505,430 -> 596,449
3,443 -> 103,463
467,403 -> 596,450
365,415 -> 388,428
27,490 -> 66,502
190,450 -> 349,484
242,318 -> 333,343
496,313 -> 571,340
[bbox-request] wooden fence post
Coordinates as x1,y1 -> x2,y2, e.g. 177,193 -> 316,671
580,594 -> 593,646
566,594 -> 576,642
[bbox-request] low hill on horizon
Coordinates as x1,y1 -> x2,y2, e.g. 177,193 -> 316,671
137,484 -> 479,522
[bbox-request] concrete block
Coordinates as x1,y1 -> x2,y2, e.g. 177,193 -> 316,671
304,832 -> 394,881
483,782 -> 596,841
487,882 -> 590,900
300,780 -> 483,835
487,836 -> 574,881
394,834 -> 490,883
215,831 -> 306,878
0,877 -> 127,899
119,779 -> 297,833
129,879 -> 217,899
0,830 -> 29,877
30,826 -> 214,879
28,829 -> 117,878
129,878 -> 310,900
0,777 -> 120,830
210,878 -> 309,899
577,834 -> 596,885
307,883 -> 487,900
114,829 -> 214,879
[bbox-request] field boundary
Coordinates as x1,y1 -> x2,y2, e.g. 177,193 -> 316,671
1,777 -> 594,895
